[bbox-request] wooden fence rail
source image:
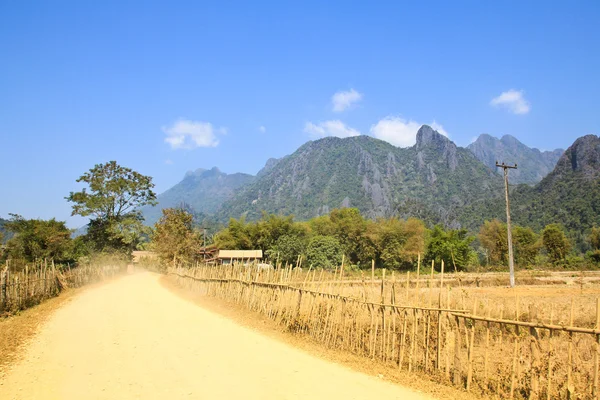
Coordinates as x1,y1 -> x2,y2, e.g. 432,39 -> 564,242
168,264 -> 600,400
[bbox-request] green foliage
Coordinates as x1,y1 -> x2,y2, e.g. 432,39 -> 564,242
66,161 -> 156,253
3,214 -> 75,263
213,217 -> 254,250
479,220 -> 540,267
266,234 -> 307,265
151,208 -> 202,267
478,219 -> 508,265
305,235 -> 343,269
373,217 -> 425,269
513,225 -> 540,267
425,225 -> 474,271
590,227 -> 600,250
542,224 -> 571,263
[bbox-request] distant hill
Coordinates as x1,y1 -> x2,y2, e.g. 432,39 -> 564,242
467,134 -> 563,185
217,126 -> 504,228
141,167 -> 254,225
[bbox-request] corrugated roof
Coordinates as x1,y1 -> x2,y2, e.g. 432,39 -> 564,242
218,250 -> 263,259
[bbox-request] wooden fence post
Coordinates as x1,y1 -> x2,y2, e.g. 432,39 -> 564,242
594,298 -> 600,400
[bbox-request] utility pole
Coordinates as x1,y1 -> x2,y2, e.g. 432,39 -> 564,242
496,161 -> 518,288
202,228 -> 207,262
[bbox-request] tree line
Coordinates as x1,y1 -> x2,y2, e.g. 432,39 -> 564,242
1,161 -> 599,271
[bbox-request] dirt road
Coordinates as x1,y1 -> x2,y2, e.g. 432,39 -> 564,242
0,272 -> 433,400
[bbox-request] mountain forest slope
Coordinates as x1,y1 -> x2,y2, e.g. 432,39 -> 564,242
217,126 -> 504,228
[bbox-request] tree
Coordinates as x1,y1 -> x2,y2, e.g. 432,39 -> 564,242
4,214 -> 74,263
214,217 -> 253,249
266,234 -> 307,265
328,208 -> 367,264
588,227 -> 600,264
590,227 -> 600,251
66,161 -> 156,252
375,217 -> 425,269
425,225 -> 474,271
305,235 -> 343,270
479,219 -> 508,266
542,224 -> 571,263
512,225 -> 540,267
151,208 -> 202,267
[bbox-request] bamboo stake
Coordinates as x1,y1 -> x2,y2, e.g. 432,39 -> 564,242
484,305 -> 491,388
436,292 -> 442,371
429,260 -> 434,308
567,297 -> 574,399
371,259 -> 375,302
399,310 -> 408,369
510,296 -> 520,399
406,271 -> 410,304
440,260 -> 444,290
594,298 -> 600,399
466,302 -> 477,391
409,309 -> 418,373
414,254 -> 420,306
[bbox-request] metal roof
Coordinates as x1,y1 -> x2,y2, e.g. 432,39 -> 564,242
218,250 -> 263,259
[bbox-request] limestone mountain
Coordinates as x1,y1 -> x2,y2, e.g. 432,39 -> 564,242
463,134 -> 600,234
217,125 -> 504,228
141,167 -> 255,225
467,134 -> 563,184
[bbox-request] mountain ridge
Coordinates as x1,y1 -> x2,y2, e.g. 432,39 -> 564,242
467,134 -> 563,184
215,126 -> 503,228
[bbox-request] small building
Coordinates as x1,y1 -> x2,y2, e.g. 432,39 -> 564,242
215,250 -> 263,265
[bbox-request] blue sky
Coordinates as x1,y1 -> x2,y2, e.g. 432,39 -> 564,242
1,1 -> 599,227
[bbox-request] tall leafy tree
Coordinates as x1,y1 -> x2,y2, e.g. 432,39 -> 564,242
479,219 -> 508,265
375,217 -> 425,269
66,161 -> 156,252
542,224 -> 571,263
151,208 -> 202,267
425,225 -> 474,271
513,225 -> 540,267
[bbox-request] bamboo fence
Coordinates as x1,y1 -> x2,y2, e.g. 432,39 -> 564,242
1,261 -> 125,315
168,262 -> 600,400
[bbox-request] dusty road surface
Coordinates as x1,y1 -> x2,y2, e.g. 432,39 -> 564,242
0,272 -> 433,400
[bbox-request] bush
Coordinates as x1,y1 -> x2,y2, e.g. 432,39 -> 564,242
305,236 -> 343,270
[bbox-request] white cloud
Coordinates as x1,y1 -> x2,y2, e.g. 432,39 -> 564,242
331,88 -> 362,112
164,159 -> 173,165
304,120 -> 361,139
369,116 -> 448,147
490,89 -> 531,115
258,125 -> 266,133
162,119 -> 223,149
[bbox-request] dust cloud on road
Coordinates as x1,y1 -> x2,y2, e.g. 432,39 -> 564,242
0,272 -> 433,399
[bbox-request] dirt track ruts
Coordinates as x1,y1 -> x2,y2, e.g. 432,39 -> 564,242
0,272 -> 434,399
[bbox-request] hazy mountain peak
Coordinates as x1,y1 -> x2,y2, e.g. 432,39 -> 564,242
467,133 -> 564,185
